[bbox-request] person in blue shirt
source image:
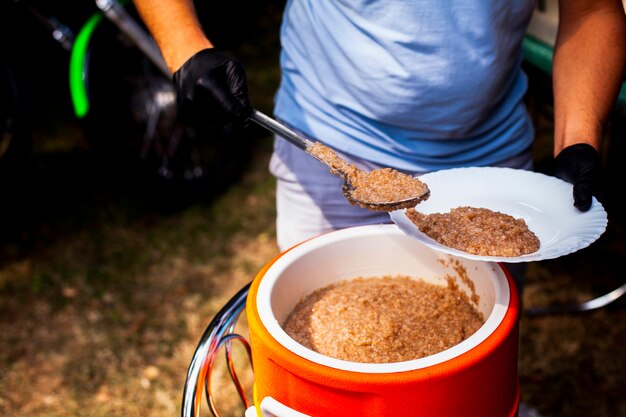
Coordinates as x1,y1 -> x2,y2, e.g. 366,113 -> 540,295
133,0 -> 625,252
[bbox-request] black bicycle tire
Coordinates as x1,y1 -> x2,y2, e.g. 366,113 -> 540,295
80,10 -> 252,204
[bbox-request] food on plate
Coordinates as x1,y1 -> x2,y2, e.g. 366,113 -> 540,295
405,206 -> 540,257
282,275 -> 484,363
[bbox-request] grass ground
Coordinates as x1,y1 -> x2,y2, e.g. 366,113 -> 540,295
0,128 -> 277,417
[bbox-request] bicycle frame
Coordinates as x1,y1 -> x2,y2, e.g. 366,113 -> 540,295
8,0 -> 251,199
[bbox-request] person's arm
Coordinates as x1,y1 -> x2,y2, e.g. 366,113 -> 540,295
553,0 -> 626,153
133,0 -> 251,128
133,0 -> 212,73
552,0 -> 626,210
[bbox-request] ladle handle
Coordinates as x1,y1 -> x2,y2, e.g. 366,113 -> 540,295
249,109 -> 313,151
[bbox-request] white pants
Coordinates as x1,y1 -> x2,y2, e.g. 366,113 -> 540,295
270,137 -> 533,252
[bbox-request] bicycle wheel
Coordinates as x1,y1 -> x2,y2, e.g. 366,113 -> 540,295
81,11 -> 253,204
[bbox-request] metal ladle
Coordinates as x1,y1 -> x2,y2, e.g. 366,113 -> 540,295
249,109 -> 430,211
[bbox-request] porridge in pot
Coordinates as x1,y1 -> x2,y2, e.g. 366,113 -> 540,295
282,275 -> 484,363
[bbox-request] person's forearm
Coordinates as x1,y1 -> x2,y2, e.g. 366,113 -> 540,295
553,0 -> 626,156
133,0 -> 213,73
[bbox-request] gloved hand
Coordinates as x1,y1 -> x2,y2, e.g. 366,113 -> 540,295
172,48 -> 251,129
553,143 -> 602,212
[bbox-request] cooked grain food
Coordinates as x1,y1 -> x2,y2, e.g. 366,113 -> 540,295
310,142 -> 429,209
349,168 -> 429,204
282,275 -> 484,363
309,141 -> 354,176
406,206 -> 540,257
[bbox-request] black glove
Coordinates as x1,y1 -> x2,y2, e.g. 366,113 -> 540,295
172,48 -> 251,129
553,143 -> 601,212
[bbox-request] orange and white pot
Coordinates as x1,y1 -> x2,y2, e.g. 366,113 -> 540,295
246,224 -> 520,417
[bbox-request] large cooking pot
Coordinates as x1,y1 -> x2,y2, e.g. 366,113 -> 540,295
246,224 -> 520,417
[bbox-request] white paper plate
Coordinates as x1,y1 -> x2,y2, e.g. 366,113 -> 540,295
389,167 -> 608,263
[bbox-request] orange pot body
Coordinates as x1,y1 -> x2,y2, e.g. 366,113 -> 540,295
246,225 -> 520,417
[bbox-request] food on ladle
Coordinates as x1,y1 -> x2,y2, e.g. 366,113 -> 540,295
310,142 -> 429,210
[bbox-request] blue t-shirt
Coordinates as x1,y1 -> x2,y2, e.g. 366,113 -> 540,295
274,0 -> 536,172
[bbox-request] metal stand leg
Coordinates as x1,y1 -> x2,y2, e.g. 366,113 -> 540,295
526,281 -> 626,315
181,282 -> 252,417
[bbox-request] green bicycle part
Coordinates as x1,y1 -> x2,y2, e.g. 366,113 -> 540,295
522,35 -> 554,76
69,12 -> 103,119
